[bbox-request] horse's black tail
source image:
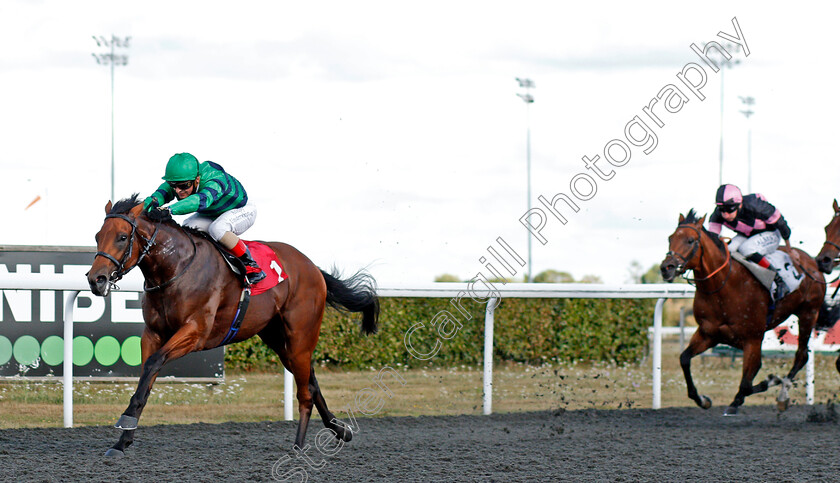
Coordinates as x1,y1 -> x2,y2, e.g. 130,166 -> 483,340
321,268 -> 380,335
816,298 -> 840,330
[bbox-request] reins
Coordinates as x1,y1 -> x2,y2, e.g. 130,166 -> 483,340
672,224 -> 732,294
816,238 -> 840,298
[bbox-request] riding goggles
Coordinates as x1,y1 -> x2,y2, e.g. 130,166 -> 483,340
168,180 -> 194,191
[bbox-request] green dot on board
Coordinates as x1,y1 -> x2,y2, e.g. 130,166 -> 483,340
121,336 -> 142,366
94,336 -> 121,366
13,336 -> 40,366
0,336 -> 12,365
40,336 -> 64,366
73,336 -> 94,366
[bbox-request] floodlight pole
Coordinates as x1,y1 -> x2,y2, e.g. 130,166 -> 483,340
739,96 -> 755,193
516,78 -> 535,282
704,42 -> 740,186
92,35 -> 130,203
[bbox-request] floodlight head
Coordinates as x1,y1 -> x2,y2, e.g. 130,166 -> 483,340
516,93 -> 534,103
516,78 -> 535,89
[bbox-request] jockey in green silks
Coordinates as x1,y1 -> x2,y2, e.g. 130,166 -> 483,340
143,152 -> 267,285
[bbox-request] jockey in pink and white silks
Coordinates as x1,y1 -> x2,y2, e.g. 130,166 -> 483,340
708,184 -> 798,301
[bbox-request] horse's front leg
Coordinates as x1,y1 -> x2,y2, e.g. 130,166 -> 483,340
724,340 -> 766,416
105,328 -> 162,456
105,324 -> 203,457
680,330 -> 716,410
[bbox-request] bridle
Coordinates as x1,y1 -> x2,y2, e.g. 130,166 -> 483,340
667,224 -> 732,294
94,214 -> 158,290
94,212 -> 197,292
819,211 -> 840,297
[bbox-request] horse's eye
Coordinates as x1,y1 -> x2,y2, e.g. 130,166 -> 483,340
687,238 -> 695,245
119,234 -> 128,242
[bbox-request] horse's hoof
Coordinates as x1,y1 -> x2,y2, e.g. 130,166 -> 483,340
115,415 -> 138,430
723,406 -> 739,416
104,448 -> 125,457
777,398 -> 790,412
332,425 -> 352,442
700,395 -> 712,410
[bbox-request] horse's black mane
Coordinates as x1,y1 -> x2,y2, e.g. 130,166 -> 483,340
110,193 -> 143,214
679,208 -> 726,251
109,193 -> 175,224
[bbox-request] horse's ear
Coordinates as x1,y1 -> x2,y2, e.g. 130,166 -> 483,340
697,215 -> 707,226
678,213 -> 685,224
129,203 -> 145,217
833,199 -> 839,213
105,201 -> 112,214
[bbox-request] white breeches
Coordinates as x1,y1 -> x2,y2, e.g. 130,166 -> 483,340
729,230 -> 781,258
183,200 -> 257,241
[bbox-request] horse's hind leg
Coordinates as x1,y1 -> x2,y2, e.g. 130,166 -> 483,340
284,351 -> 319,448
258,320 -> 318,449
309,368 -> 352,442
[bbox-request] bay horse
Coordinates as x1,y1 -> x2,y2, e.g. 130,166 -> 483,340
814,198 -> 840,375
86,195 -> 379,456
816,199 -> 840,275
660,209 -> 827,415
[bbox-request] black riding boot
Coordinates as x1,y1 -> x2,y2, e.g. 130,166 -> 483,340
238,248 -> 267,285
773,272 -> 789,302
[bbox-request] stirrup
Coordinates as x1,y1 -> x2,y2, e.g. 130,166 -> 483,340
245,268 -> 267,285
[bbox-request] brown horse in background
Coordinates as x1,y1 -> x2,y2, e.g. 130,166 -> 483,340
87,195 -> 379,456
660,209 -> 827,415
816,199 -> 840,275
814,198 -> 840,375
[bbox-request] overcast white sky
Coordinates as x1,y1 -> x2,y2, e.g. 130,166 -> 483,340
1,1 -> 838,285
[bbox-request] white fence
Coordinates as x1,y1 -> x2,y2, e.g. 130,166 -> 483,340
0,274 -> 823,427
382,282 -> 697,414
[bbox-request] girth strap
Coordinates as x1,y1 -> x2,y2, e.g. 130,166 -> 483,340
219,287 -> 251,346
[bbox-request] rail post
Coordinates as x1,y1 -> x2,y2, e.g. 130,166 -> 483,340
63,290 -> 79,428
483,297 -> 497,415
652,298 -> 665,409
284,369 -> 294,420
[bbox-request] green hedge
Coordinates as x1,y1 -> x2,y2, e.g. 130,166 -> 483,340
225,297 -> 656,371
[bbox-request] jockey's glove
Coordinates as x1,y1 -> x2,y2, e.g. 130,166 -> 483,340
146,206 -> 171,222
143,196 -> 160,212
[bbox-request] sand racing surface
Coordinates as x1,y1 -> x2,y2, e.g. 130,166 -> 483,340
2,405 -> 839,482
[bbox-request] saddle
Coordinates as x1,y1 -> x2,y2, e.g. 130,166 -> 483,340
731,250 -> 803,297
192,232 -> 287,347
193,231 -> 287,295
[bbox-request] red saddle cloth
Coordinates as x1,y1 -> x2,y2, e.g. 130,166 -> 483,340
243,241 -> 288,295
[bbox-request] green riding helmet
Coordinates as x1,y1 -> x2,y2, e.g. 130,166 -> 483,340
162,153 -> 199,181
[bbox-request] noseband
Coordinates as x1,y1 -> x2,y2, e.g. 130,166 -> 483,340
95,214 -> 159,289
823,239 -> 840,253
